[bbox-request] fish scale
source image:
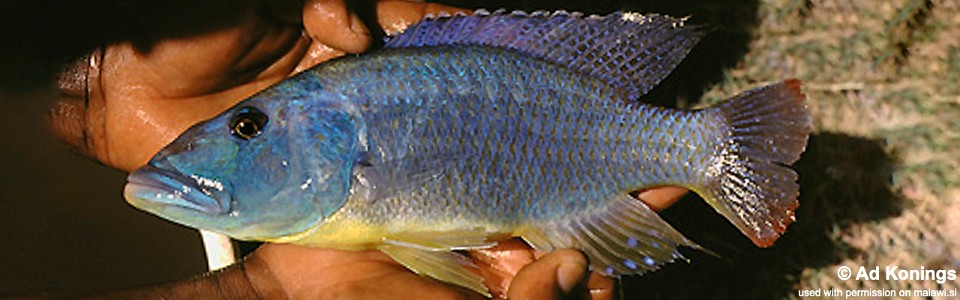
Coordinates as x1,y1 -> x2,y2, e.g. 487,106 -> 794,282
306,46 -> 713,228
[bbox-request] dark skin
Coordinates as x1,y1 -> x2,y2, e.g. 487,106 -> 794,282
53,0 -> 688,298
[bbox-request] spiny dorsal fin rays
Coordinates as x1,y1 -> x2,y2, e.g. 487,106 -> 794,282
386,10 -> 703,100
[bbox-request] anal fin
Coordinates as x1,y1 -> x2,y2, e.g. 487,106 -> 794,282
378,244 -> 489,297
519,193 -> 697,276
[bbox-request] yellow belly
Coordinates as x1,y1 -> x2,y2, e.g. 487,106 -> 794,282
265,208 -> 387,251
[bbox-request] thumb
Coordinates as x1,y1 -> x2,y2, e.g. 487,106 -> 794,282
507,249 -> 588,300
302,0 -> 373,54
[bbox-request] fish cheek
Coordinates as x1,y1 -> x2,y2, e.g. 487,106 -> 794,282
249,143 -> 289,183
207,143 -> 241,176
227,142 -> 329,238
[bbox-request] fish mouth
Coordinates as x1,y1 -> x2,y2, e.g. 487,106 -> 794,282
125,164 -> 231,215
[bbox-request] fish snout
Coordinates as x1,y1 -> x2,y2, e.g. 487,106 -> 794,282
125,164 -> 232,215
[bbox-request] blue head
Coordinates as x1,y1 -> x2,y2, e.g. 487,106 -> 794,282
124,77 -> 364,241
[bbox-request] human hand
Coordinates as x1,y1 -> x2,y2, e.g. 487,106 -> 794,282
53,0 -> 470,172
53,1 -> 688,298
245,241 -> 605,299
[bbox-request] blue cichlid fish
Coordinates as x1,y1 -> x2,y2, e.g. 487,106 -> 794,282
125,10 -> 810,295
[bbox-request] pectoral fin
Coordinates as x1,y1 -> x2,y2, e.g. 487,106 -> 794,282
378,244 -> 489,297
519,193 -> 698,276
353,154 -> 461,202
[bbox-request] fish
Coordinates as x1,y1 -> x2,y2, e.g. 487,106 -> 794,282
124,10 -> 811,296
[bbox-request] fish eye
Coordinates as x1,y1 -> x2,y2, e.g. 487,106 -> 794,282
230,107 -> 268,140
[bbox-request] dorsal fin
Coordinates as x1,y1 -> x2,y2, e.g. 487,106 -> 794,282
386,10 -> 704,99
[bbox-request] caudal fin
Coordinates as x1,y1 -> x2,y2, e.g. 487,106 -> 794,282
700,79 -> 811,247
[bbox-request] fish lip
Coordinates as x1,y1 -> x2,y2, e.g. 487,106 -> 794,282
125,164 -> 231,215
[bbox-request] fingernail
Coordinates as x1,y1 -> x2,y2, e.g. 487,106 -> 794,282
556,260 -> 586,293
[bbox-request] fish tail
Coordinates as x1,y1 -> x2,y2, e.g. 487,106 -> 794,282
697,79 -> 811,247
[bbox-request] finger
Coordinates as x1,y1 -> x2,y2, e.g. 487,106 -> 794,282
506,249 -> 588,300
302,0 -> 469,50
636,186 -> 688,211
293,42 -> 347,74
375,0 -> 472,35
53,50 -> 111,165
584,271 -> 617,300
297,0 -> 469,72
52,53 -> 94,157
517,252 -> 616,300
469,239 -> 536,298
302,0 -> 373,54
